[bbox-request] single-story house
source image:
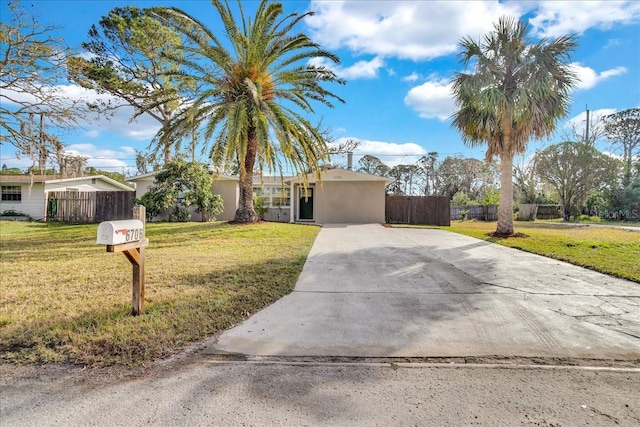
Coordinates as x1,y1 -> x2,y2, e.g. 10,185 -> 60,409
287,168 -> 391,224
128,168 -> 391,224
0,174 -> 134,220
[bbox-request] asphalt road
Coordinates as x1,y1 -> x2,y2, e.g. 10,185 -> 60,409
2,361 -> 640,426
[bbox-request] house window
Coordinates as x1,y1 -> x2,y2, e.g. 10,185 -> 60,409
1,186 -> 21,201
271,187 -> 291,207
253,186 -> 290,208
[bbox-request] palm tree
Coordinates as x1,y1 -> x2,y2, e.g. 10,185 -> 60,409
146,0 -> 344,222
451,16 -> 578,235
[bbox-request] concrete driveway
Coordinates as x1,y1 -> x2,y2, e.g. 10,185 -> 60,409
210,224 -> 640,360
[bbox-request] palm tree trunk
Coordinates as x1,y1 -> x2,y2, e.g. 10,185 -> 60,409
234,127 -> 258,223
497,152 -> 514,234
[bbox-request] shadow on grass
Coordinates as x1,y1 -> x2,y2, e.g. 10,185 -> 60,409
0,255 -> 308,367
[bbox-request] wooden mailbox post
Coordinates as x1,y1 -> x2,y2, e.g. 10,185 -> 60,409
97,206 -> 148,315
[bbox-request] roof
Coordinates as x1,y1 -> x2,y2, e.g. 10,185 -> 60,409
0,174 -> 134,191
287,168 -> 393,184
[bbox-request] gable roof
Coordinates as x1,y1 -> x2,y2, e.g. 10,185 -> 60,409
0,174 -> 134,191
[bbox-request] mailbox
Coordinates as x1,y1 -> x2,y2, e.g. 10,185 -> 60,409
97,220 -> 144,245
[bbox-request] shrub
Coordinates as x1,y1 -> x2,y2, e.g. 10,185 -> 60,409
253,196 -> 269,221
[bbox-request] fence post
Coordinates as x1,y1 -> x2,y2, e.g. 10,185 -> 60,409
131,205 -> 146,315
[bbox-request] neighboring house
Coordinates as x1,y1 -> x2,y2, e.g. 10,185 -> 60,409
129,168 -> 391,224
0,175 -> 134,220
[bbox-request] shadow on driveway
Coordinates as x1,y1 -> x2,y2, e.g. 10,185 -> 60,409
208,224 -> 640,360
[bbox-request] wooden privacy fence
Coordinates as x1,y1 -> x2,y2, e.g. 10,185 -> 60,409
518,204 -> 562,220
385,196 -> 450,226
46,191 -> 135,223
450,205 -> 498,221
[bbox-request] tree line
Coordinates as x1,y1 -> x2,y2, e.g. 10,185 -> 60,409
358,137 -> 639,222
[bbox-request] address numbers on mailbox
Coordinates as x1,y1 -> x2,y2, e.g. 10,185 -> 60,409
96,220 -> 144,246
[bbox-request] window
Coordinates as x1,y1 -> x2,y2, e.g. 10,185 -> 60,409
271,187 -> 291,207
253,186 -> 290,208
1,186 -> 21,202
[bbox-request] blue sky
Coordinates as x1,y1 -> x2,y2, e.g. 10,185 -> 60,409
1,0 -> 639,174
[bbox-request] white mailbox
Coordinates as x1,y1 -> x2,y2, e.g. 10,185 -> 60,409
97,220 -> 144,245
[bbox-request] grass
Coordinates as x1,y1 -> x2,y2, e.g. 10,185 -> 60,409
0,221 -> 319,367
426,220 -> 640,282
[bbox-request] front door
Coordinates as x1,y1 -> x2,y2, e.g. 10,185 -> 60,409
299,188 -> 313,220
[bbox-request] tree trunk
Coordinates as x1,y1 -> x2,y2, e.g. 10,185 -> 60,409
496,152 -> 514,234
234,127 -> 258,223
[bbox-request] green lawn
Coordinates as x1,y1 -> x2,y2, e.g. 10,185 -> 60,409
433,220 -> 640,282
0,221 -> 319,366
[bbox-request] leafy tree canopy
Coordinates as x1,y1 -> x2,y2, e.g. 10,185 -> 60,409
534,142 -> 621,220
136,158 -> 223,222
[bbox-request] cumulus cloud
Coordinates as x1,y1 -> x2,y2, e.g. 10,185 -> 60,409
404,78 -> 454,121
306,0 -> 522,61
310,56 -> 385,79
570,63 -> 627,90
566,108 -> 617,128
528,1 -> 640,37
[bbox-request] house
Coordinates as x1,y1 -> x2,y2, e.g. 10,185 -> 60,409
129,168 -> 391,224
286,169 -> 391,224
0,174 -> 134,220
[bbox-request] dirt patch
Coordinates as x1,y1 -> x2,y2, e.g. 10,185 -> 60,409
486,231 -> 528,238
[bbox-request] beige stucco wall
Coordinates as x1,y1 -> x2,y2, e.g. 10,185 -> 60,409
312,181 -> 386,224
211,180 -> 238,221
133,179 -> 155,199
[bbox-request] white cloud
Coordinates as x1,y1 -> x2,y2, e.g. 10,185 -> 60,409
306,1 -> 522,61
528,1 -> 640,37
402,72 -> 420,83
2,82 -> 162,141
311,56 -> 385,79
570,63 -> 627,90
330,137 -> 427,167
85,130 -> 100,138
404,78 -> 454,121
64,143 -> 131,171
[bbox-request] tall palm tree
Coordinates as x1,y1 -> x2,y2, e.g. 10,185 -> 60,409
451,16 -> 578,235
146,0 -> 344,223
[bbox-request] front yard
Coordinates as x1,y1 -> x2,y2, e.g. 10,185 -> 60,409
441,220 -> 640,282
0,221 -> 319,367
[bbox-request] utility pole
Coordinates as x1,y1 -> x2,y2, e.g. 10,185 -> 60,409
584,105 -> 590,145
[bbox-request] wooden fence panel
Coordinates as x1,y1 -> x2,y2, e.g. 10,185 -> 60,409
450,205 -> 498,221
95,191 -> 135,222
46,191 -> 134,223
385,196 -> 450,226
